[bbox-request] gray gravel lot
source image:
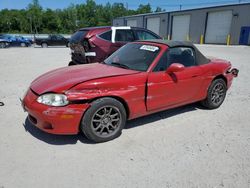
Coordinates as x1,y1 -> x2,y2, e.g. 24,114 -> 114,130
0,45 -> 249,188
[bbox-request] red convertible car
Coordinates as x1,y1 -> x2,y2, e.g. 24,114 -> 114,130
22,40 -> 238,142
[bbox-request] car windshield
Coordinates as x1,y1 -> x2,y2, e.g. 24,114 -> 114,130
104,43 -> 160,71
70,30 -> 88,43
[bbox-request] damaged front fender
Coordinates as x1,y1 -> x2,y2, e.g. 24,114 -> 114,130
65,88 -> 102,102
65,86 -> 139,103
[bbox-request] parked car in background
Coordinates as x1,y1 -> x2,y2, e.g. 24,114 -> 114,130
15,35 -> 33,45
11,35 -> 32,47
22,40 -> 238,142
68,26 -> 161,65
35,34 -> 70,48
0,34 -> 31,47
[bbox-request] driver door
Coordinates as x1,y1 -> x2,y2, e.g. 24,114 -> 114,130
50,35 -> 57,46
56,35 -> 65,45
147,47 -> 204,111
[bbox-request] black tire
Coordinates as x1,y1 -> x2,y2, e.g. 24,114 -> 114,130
201,78 -> 227,109
20,42 -> 26,47
0,42 -> 6,48
66,42 -> 70,47
41,43 -> 48,48
68,61 -> 76,66
81,97 -> 127,143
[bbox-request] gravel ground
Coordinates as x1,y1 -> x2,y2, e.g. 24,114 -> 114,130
0,45 -> 249,188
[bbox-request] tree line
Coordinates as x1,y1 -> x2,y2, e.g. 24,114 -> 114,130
0,0 -> 164,34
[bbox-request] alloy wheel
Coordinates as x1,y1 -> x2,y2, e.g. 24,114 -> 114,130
91,106 -> 121,138
0,42 -> 6,48
211,82 -> 225,105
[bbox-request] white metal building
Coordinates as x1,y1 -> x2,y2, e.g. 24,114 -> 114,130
113,3 -> 250,45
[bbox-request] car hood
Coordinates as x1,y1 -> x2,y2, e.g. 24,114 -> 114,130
31,63 -> 140,95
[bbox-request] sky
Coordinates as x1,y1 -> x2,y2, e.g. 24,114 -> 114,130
0,0 -> 249,11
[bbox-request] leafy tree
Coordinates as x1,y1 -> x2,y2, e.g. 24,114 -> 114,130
42,9 -> 60,33
111,3 -> 128,19
155,7 -> 165,12
27,0 -> 43,33
137,4 -> 152,14
0,1 -> 153,34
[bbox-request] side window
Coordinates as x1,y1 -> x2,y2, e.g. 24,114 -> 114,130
168,47 -> 196,67
136,30 -> 159,40
99,30 -> 112,41
51,35 -> 57,40
115,29 -> 134,42
153,52 -> 168,72
56,35 -> 64,40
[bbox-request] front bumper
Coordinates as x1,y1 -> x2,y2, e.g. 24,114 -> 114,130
22,89 -> 90,135
229,68 -> 239,77
226,68 -> 239,89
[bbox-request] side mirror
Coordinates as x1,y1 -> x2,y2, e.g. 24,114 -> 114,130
166,63 -> 185,74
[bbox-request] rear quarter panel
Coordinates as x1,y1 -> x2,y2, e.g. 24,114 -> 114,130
199,59 -> 232,99
85,28 -> 112,62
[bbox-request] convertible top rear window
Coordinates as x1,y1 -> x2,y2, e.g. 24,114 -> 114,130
104,43 -> 160,71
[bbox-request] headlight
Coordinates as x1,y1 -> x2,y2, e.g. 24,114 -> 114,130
37,94 -> 69,106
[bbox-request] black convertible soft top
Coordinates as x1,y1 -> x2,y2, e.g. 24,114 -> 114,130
140,39 -> 210,65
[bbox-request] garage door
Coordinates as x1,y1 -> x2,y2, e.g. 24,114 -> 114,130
171,15 -> 191,41
205,10 -> 232,44
127,19 -> 137,27
146,17 -> 160,35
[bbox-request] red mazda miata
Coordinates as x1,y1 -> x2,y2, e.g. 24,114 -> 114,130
22,40 -> 238,142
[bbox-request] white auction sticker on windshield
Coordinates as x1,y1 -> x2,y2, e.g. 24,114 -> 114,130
140,45 -> 159,52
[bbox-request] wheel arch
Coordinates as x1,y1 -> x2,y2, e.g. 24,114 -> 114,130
78,95 -> 130,134
212,74 -> 227,86
201,74 -> 228,109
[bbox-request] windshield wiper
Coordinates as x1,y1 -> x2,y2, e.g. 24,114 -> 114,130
110,62 -> 130,69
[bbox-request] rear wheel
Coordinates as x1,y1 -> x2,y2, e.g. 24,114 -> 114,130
68,61 -> 76,66
20,42 -> 26,47
0,42 -> 6,48
41,43 -> 48,48
201,78 -> 227,109
81,97 -> 126,143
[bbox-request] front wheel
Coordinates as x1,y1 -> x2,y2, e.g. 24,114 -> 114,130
81,97 -> 127,143
201,78 -> 227,109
